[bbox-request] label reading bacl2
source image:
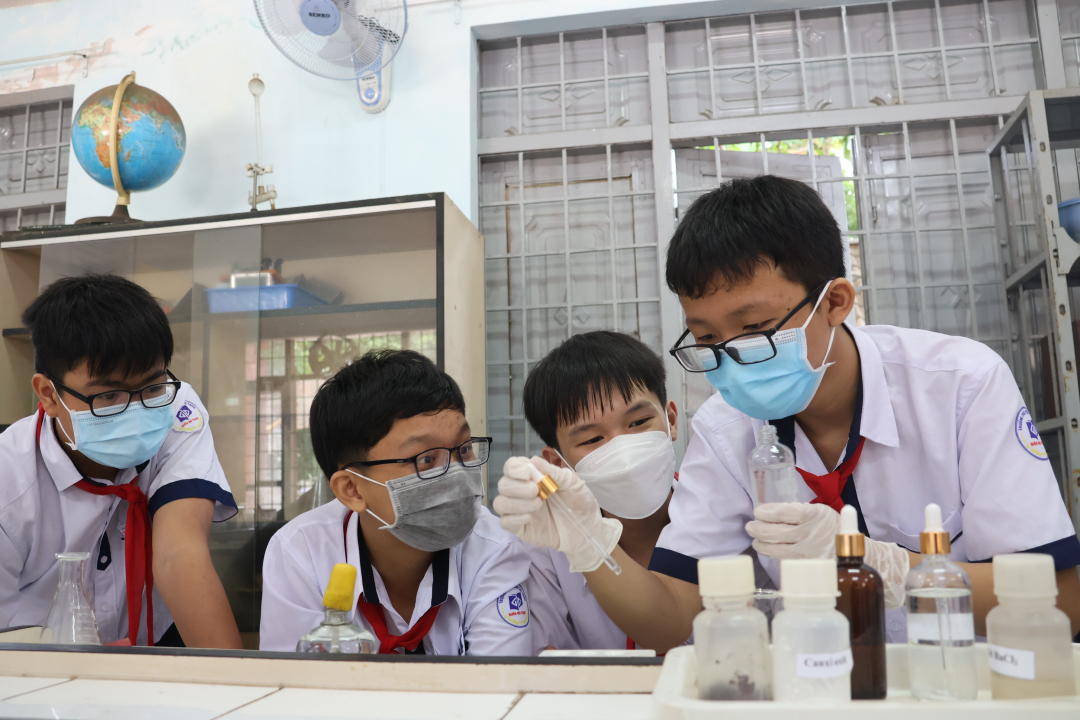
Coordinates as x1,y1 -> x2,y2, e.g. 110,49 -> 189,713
988,644 -> 1036,681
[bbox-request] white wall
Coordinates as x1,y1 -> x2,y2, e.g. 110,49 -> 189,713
0,0 -> 802,225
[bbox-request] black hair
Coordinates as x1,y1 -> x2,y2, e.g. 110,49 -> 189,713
665,175 -> 845,298
309,349 -> 466,479
21,273 -> 173,382
523,331 -> 667,451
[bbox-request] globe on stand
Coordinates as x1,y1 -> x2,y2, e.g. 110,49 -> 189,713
71,72 -> 186,224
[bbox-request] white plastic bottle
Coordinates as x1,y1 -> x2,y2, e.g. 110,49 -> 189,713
749,425 -> 800,505
772,558 -> 852,702
986,553 -> 1077,699
693,555 -> 772,701
905,503 -> 977,701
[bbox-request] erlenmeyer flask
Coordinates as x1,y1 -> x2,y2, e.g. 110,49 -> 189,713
40,552 -> 101,645
309,477 -> 333,512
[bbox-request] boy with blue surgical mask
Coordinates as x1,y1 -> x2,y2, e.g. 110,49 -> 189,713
0,274 -> 241,648
259,350 -> 535,655
512,331 -> 683,651
496,175 -> 1080,651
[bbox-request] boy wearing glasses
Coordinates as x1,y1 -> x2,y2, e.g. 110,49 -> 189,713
496,175 -> 1080,650
0,274 -> 240,647
259,350 -> 534,655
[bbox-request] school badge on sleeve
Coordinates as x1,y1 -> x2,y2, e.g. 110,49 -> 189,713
497,585 -> 530,628
1015,407 -> 1047,460
173,401 -> 203,433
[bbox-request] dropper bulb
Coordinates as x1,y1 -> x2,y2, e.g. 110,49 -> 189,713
526,461 -> 544,483
924,503 -> 943,532
839,505 -> 859,535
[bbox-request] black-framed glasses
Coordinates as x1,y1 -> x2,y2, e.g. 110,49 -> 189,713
669,280 -> 830,373
53,370 -> 182,418
349,437 -> 494,480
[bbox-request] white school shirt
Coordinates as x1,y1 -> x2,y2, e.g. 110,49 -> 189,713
259,500 -> 535,655
525,546 -> 628,652
651,324 -> 1080,642
0,384 -> 237,644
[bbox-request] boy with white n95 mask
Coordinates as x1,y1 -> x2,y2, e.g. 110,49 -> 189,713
260,350 -> 535,655
498,331 -> 682,651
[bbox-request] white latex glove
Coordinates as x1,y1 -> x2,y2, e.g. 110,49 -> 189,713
493,456 -> 622,573
746,503 -> 910,609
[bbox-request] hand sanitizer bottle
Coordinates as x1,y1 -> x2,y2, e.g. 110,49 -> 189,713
987,553 -> 1077,699
297,563 -> 377,654
905,503 -> 977,700
693,555 -> 772,700
772,558 -> 852,702
749,424 -> 800,504
835,505 -> 887,700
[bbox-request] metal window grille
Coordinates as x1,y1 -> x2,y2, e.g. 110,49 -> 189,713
478,0 -> 1053,478
0,93 -> 72,230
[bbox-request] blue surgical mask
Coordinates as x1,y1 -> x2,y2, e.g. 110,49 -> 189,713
52,383 -> 174,469
704,280 -> 837,420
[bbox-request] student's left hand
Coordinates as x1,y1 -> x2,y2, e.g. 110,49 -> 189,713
745,503 -> 839,560
747,503 -> 910,608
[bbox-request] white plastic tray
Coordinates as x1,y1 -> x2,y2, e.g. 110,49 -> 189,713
653,643 -> 1080,719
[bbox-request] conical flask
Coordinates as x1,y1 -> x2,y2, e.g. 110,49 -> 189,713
309,477 -> 334,512
40,552 -> 102,645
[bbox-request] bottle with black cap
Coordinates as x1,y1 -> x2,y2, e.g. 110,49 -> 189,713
835,505 -> 886,700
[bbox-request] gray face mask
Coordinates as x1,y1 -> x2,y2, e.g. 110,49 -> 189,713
347,464 -> 483,552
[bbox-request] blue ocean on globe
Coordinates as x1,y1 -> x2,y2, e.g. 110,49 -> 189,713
71,83 -> 185,193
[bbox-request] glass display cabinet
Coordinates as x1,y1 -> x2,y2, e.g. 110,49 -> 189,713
988,89 -> 1080,535
0,194 -> 486,646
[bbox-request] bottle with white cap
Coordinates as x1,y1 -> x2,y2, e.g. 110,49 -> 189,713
904,503 -> 977,700
772,558 -> 852,702
694,555 -> 772,701
986,553 -> 1077,699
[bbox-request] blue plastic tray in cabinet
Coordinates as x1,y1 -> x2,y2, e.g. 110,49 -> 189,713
204,284 -> 328,313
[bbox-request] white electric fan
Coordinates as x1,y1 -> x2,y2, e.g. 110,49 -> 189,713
254,0 -> 407,113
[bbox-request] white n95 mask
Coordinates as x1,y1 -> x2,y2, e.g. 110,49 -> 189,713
564,410 -> 676,520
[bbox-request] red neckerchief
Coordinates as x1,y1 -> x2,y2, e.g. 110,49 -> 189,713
37,404 -> 154,646
341,511 -> 445,655
796,437 -> 865,512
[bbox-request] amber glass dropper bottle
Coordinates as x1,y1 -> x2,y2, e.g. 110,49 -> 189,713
835,505 -> 887,700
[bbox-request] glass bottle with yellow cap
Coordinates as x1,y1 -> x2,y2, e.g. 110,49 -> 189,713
297,563 -> 377,654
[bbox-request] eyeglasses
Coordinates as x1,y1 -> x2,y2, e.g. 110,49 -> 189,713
348,437 -> 494,480
52,371 -> 182,418
669,281 -> 830,373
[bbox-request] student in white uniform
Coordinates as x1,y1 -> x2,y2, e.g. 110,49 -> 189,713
0,274 -> 241,647
519,331 -> 679,651
260,350 -> 534,655
495,176 -> 1080,650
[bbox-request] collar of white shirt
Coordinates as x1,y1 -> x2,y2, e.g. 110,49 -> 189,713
343,510 -> 459,632
38,413 -> 136,491
849,323 -> 900,450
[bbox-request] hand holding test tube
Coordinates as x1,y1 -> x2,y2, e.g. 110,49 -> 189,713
526,461 -> 622,575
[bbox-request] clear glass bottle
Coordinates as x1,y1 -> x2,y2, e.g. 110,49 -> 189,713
835,505 -> 887,700
749,425 -> 799,504
905,503 -> 977,701
39,552 -> 101,645
694,555 -> 772,701
986,553 -> 1077,699
297,563 -> 377,654
772,558 -> 852,703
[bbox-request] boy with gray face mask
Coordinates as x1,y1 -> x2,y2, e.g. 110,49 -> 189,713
260,350 -> 535,655
512,332 -> 681,651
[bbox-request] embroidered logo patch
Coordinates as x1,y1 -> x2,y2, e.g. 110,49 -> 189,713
1015,407 -> 1047,460
497,585 -> 529,628
173,401 -> 203,433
